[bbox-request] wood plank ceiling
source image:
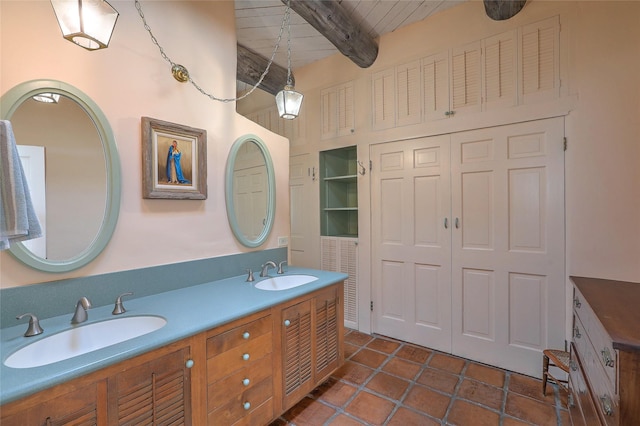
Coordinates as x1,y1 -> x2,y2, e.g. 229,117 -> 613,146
235,0 -> 466,92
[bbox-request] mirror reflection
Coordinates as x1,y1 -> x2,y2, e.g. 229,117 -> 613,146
226,135 -> 275,248
10,94 -> 106,261
232,140 -> 268,241
1,79 -> 120,272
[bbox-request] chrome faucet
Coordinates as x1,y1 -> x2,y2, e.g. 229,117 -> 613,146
71,297 -> 92,324
277,261 -> 287,274
112,292 -> 133,315
260,261 -> 277,277
16,313 -> 44,337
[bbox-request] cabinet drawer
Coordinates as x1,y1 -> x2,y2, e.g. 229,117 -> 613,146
207,332 -> 272,382
569,345 -> 601,426
208,354 -> 273,411
582,340 -> 618,425
207,314 -> 272,355
231,397 -> 274,426
574,291 -> 617,393
586,314 -> 617,392
207,377 -> 273,425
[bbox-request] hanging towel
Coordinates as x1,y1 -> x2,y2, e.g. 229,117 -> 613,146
0,120 -> 42,250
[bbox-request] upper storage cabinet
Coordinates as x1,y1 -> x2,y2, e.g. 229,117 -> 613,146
320,146 -> 358,237
321,81 -> 355,140
372,16 -> 559,130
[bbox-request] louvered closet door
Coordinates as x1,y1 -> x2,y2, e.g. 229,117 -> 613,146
450,117 -> 565,378
321,237 -> 358,329
371,135 -> 452,353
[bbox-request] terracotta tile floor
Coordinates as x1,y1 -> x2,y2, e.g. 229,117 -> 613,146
271,329 -> 571,425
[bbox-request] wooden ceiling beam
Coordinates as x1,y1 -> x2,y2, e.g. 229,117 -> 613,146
282,0 -> 378,68
483,0 -> 527,21
236,43 -> 293,96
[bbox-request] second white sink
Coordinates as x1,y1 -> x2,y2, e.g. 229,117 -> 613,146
255,274 -> 318,291
4,315 -> 167,369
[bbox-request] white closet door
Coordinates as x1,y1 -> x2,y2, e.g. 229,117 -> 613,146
450,117 -> 565,377
290,153 -> 318,268
371,135 -> 452,352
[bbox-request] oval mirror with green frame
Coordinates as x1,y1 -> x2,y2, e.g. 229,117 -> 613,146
225,134 -> 276,248
1,79 -> 121,272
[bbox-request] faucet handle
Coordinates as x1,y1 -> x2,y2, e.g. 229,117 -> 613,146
246,269 -> 255,282
113,292 -> 133,315
16,313 -> 44,337
277,261 -> 287,274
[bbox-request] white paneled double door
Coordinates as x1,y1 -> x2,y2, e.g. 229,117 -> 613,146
370,118 -> 565,377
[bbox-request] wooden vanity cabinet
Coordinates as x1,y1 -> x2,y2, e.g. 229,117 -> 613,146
0,337 -> 198,426
0,381 -> 107,426
276,283 -> 344,413
205,310 -> 274,425
1,281 -> 345,426
107,345 -> 193,425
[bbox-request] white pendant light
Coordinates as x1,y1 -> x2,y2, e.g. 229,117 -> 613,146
50,0 -> 119,51
275,0 -> 303,119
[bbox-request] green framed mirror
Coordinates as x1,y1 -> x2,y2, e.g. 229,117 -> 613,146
1,79 -> 121,272
225,134 -> 275,248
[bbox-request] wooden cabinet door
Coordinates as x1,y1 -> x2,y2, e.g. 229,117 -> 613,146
280,299 -> 313,411
1,381 -> 106,426
108,346 -> 192,425
314,284 -> 343,382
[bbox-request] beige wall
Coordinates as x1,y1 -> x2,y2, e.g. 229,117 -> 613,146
0,1 -> 290,288
240,0 -> 640,283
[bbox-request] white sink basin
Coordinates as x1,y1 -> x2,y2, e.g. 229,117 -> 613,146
4,315 -> 167,369
255,274 -> 318,291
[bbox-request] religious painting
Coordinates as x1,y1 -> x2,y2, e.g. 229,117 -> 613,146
142,117 -> 207,199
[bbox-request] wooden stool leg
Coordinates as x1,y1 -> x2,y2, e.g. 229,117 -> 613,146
542,353 -> 550,396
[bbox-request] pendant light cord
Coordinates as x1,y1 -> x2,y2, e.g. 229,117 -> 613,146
134,0 -> 291,103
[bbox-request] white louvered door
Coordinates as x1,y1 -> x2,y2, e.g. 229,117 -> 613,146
321,236 -> 358,329
483,30 -> 517,110
450,41 -> 482,116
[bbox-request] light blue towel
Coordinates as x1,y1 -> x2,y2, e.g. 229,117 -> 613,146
0,120 -> 42,250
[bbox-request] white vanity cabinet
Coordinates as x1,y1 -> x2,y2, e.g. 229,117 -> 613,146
569,277 -> 640,426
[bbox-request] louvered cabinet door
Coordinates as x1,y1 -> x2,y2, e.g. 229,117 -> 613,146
108,346 -> 192,426
1,381 -> 106,426
314,283 -> 344,383
280,299 -> 313,411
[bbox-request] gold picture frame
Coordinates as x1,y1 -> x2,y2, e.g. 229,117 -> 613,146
142,117 -> 207,199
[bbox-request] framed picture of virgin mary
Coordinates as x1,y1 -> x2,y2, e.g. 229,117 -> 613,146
142,117 -> 207,199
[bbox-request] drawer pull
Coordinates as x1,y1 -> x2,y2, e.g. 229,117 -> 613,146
284,319 -> 291,327
601,347 -> 615,368
570,360 -> 578,371
573,325 -> 581,339
185,359 -> 194,369
573,297 -> 581,308
243,378 -> 250,386
242,331 -> 250,340
243,402 -> 251,411
242,353 -> 250,361
600,395 -> 613,416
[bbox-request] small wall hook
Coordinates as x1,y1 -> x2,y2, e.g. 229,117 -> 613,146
357,160 -> 366,176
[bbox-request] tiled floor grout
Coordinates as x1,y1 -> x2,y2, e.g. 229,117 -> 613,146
273,330 -> 570,425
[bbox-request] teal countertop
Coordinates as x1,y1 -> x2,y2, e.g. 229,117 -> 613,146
0,267 -> 347,405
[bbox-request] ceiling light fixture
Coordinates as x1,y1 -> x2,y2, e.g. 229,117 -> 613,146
275,0 -> 303,120
134,0 -> 301,119
50,0 -> 119,51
